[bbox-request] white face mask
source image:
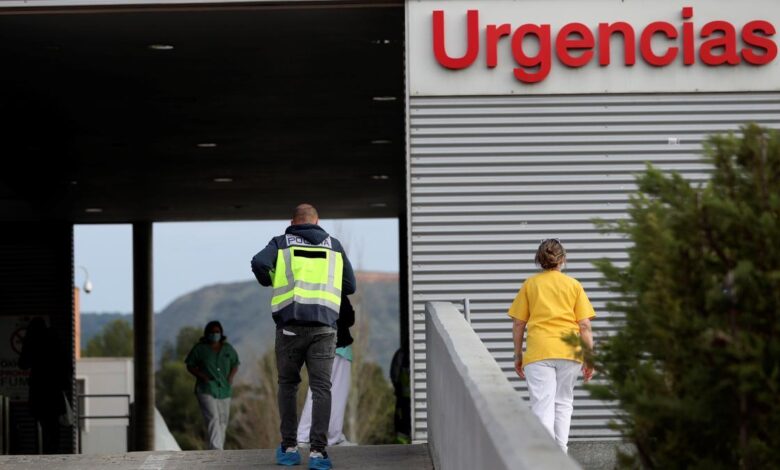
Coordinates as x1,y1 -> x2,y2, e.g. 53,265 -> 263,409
208,333 -> 222,343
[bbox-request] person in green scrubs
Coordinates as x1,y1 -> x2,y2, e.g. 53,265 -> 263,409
185,321 -> 240,450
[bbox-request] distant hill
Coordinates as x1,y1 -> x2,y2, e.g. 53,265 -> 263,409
81,272 -> 400,374
153,279 -> 275,365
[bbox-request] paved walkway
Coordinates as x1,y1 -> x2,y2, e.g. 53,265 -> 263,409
0,444 -> 433,470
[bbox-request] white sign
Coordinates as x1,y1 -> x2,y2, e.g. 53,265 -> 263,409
0,316 -> 40,401
408,0 -> 780,95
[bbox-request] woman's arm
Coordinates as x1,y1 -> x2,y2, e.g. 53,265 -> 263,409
228,366 -> 238,385
512,319 -> 527,379
578,318 -> 594,383
187,365 -> 211,383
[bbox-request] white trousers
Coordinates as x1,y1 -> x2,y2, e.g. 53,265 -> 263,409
196,394 -> 231,450
524,359 -> 581,454
297,354 -> 351,446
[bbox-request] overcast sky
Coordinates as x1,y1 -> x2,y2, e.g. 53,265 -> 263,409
74,219 -> 399,313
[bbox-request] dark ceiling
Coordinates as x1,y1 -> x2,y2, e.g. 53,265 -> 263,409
0,2 -> 405,222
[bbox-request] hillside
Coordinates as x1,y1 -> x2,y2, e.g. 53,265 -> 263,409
81,272 -> 400,373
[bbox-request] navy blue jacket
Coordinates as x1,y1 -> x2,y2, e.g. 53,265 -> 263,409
251,224 -> 356,328
336,295 -> 355,348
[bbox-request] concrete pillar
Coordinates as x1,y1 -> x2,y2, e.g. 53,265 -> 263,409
132,222 -> 154,451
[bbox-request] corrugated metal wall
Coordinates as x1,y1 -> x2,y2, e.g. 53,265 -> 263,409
408,92 -> 780,442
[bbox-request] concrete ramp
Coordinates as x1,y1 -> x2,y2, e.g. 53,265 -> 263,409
0,444 -> 433,470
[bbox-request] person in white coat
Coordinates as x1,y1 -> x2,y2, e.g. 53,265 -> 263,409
298,295 -> 355,446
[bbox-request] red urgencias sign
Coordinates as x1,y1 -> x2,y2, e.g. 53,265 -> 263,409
433,7 -> 778,83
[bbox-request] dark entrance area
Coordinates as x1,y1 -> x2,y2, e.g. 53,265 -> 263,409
0,1 -> 405,454
0,2 -> 405,221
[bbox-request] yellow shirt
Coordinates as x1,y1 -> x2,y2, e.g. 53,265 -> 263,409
507,270 -> 596,365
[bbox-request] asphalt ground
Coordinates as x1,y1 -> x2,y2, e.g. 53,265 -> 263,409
0,444 -> 433,470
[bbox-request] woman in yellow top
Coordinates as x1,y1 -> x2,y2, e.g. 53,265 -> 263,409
508,239 -> 595,454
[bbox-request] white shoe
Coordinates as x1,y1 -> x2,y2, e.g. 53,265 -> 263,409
333,439 -> 356,446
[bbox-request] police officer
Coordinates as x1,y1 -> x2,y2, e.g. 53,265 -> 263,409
251,204 -> 356,470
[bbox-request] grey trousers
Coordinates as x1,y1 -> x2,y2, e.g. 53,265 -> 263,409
275,325 -> 336,452
196,393 -> 231,450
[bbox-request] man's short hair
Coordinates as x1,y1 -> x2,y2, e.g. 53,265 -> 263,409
293,204 -> 318,224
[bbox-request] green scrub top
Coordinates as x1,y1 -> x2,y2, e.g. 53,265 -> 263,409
336,344 -> 353,362
185,341 -> 240,399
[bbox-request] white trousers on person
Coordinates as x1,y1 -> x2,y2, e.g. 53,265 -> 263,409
196,394 -> 231,450
524,359 -> 581,454
297,354 -> 351,446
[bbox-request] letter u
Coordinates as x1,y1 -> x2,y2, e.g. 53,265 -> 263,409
433,10 -> 480,69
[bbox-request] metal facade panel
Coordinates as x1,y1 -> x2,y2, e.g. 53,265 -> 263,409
408,92 -> 780,442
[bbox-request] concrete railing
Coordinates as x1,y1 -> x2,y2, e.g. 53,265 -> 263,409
426,302 -> 581,470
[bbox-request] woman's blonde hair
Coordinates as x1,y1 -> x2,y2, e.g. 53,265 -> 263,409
535,239 -> 566,270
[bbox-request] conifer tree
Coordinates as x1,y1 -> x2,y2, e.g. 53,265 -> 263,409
589,124 -> 780,469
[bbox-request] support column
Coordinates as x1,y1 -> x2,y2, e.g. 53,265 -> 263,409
399,212 -> 410,367
132,222 -> 154,451
398,207 -> 412,439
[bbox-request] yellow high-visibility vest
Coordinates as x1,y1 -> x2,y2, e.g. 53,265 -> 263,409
271,243 -> 344,315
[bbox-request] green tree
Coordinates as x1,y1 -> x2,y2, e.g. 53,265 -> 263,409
590,124 -> 780,469
155,326 -> 209,450
345,360 -> 394,444
228,347 -> 289,449
344,309 -> 395,444
83,318 -> 133,357
229,345 -> 395,449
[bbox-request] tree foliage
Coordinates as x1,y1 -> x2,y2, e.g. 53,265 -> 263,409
228,346 -> 298,449
229,289 -> 396,448
82,318 -> 133,357
155,288 -> 397,450
591,124 -> 780,469
343,308 -> 395,444
228,347 -> 395,449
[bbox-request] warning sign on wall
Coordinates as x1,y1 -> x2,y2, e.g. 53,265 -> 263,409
0,316 -> 46,401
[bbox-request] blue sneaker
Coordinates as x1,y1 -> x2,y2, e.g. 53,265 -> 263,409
308,451 -> 332,470
276,445 -> 301,466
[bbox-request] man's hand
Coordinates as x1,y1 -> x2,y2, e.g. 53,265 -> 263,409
581,364 -> 594,383
515,356 -> 525,379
